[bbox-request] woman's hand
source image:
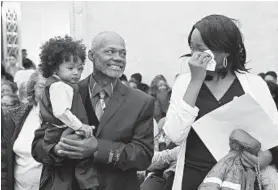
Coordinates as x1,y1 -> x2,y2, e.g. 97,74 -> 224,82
241,150 -> 273,170
189,52 -> 212,83
183,52 -> 212,107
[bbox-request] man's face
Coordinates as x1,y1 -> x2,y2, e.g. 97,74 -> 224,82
92,35 -> 126,78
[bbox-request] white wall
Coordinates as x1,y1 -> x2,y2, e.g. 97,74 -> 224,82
19,1 -> 278,86
19,1 -> 70,66
84,1 -> 278,86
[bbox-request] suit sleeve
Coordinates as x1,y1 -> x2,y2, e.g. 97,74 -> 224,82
94,97 -> 155,171
31,121 -> 65,166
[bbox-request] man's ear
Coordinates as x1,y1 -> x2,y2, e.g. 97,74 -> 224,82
88,50 -> 94,62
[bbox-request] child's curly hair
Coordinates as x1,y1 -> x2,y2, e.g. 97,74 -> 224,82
40,35 -> 86,78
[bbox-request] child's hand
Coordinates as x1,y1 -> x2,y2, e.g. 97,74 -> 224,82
77,124 -> 95,138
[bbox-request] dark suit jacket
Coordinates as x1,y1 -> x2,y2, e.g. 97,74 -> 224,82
31,76 -> 155,190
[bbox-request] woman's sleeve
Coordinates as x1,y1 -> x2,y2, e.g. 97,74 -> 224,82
163,73 -> 199,145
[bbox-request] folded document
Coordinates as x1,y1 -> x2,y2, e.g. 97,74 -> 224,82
192,94 -> 278,161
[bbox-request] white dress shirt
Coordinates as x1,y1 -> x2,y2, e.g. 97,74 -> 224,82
49,80 -> 82,130
163,71 -> 278,190
13,105 -> 43,190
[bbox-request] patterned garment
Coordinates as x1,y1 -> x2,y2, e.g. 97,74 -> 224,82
198,129 -> 261,190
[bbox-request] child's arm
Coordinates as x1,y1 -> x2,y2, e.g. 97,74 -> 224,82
49,82 -> 93,137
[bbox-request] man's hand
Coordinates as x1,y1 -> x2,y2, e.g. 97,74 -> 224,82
56,135 -> 98,159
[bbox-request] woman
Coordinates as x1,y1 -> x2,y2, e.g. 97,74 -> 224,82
149,75 -> 170,98
2,71 -> 46,190
5,54 -> 24,77
1,63 -> 14,82
1,80 -> 20,109
1,93 -> 21,109
162,15 -> 278,190
1,80 -> 18,96
149,75 -> 171,122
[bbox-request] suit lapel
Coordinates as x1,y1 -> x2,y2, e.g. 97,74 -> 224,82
96,80 -> 127,137
78,76 -> 91,105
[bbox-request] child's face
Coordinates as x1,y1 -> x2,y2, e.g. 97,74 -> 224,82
56,56 -> 84,84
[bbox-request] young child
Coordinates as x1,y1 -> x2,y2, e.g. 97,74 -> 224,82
39,35 -> 99,190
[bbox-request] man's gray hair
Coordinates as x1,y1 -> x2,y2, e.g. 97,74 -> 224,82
90,31 -> 123,52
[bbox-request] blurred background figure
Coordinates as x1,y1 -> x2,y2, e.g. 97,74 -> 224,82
1,93 -> 21,109
149,75 -> 171,122
1,80 -> 18,96
265,71 -> 277,83
2,64 -> 14,83
18,81 -> 28,103
258,72 -> 266,79
14,58 -> 36,90
22,49 -> 36,70
129,78 -> 138,89
266,81 -> 278,109
130,73 -> 142,86
119,74 -> 130,86
149,75 -> 170,98
5,54 -> 23,77
139,83 -> 150,94
1,71 -> 46,190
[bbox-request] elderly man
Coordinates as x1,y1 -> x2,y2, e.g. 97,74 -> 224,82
32,31 -> 155,190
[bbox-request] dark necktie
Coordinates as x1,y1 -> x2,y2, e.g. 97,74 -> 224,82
95,90 -> 106,121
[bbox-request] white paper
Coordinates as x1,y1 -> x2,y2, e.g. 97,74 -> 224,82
192,94 -> 278,162
204,50 -> 217,71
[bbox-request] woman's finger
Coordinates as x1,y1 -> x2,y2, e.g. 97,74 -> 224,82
192,52 -> 202,60
202,56 -> 212,65
197,53 -> 210,63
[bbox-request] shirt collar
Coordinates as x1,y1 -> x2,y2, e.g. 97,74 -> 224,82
89,75 -> 117,98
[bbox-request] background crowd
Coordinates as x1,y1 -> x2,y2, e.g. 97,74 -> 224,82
1,48 -> 278,190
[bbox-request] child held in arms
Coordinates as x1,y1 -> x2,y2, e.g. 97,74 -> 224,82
39,35 -> 99,190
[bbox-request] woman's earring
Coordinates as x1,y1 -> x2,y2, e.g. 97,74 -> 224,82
223,57 -> 228,68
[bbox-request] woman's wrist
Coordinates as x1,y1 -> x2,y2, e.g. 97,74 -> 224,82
190,78 -> 204,86
183,79 -> 203,107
